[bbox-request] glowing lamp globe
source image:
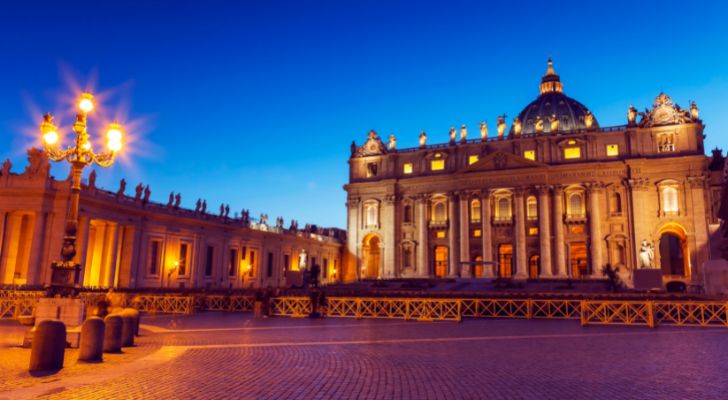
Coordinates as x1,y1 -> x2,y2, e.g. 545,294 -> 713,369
43,130 -> 59,145
79,93 -> 94,113
106,123 -> 123,152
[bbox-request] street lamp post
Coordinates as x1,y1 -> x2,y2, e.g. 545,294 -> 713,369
40,92 -> 124,297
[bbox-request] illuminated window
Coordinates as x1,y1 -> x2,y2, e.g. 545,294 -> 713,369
473,229 -> 482,238
436,231 -> 446,238
470,199 -> 481,223
403,163 -> 413,174
564,147 -> 581,159
523,150 -> 535,161
528,227 -> 539,236
662,186 -> 679,213
431,159 -> 445,171
568,193 -> 584,216
365,202 -> 379,227
526,196 -> 538,219
606,144 -> 619,157
468,155 -> 479,165
496,197 -> 512,219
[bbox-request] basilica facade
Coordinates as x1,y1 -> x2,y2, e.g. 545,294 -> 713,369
0,153 -> 344,289
344,60 -> 726,286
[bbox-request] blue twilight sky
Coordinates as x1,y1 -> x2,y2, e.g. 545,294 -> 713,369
1,0 -> 727,228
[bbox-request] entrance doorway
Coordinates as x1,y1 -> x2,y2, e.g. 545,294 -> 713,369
498,244 -> 513,278
434,246 -> 448,278
361,234 -> 381,279
659,230 -> 688,276
529,255 -> 540,279
473,256 -> 484,278
569,242 -> 588,278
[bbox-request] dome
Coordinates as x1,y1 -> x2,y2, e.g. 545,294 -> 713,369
511,59 -> 598,135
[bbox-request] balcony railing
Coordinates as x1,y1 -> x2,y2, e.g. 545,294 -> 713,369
564,213 -> 587,224
492,216 -> 513,226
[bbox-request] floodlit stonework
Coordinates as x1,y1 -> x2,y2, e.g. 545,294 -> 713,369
344,60 -> 726,286
0,153 -> 344,289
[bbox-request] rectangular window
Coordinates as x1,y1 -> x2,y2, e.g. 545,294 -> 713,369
403,163 -> 413,174
228,249 -> 237,276
267,252 -> 273,278
178,243 -> 188,276
473,229 -> 482,238
148,240 -> 161,275
529,227 -> 539,236
431,159 -> 445,171
468,155 -> 479,165
606,144 -> 619,157
523,150 -> 535,161
205,245 -> 214,276
436,231 -> 446,238
564,147 -> 581,159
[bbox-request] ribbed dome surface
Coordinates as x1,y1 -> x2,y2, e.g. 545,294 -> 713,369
511,59 -> 598,135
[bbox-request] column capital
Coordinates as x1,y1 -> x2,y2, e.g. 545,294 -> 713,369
585,181 -> 606,193
413,193 -> 430,202
552,184 -> 564,195
513,187 -> 527,197
383,194 -> 397,204
625,177 -> 650,191
535,185 -> 551,196
346,196 -> 361,207
687,175 -> 707,188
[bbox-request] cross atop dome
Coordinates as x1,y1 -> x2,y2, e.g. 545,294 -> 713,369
540,58 -> 563,95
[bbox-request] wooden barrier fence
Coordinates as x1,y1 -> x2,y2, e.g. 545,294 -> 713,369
1,291 -> 727,329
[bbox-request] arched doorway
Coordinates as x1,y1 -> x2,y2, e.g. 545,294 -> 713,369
658,224 -> 689,277
361,234 -> 381,279
473,256 -> 484,278
529,255 -> 540,279
498,244 -> 513,278
434,246 -> 448,278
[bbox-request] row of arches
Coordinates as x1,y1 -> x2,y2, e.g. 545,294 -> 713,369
360,225 -> 690,279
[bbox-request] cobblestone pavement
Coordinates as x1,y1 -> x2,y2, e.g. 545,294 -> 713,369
2,314 -> 727,399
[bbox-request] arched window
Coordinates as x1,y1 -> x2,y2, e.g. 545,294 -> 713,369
470,199 -> 481,223
365,203 -> 378,227
433,201 -> 447,222
663,186 -> 679,213
403,204 -> 413,223
568,193 -> 584,217
526,196 -> 538,219
497,197 -> 512,219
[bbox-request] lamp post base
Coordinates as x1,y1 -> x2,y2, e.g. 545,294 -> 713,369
48,261 -> 81,298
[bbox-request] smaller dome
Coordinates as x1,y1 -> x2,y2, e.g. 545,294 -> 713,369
511,59 -> 598,135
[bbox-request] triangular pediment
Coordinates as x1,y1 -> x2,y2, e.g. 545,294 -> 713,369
459,151 -> 546,173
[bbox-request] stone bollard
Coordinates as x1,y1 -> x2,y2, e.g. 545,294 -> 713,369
78,317 -> 105,362
254,300 -> 264,319
120,311 -> 135,347
29,320 -> 66,373
122,308 -> 141,336
103,314 -> 123,353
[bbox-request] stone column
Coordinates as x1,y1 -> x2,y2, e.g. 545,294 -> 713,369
447,192 -> 460,277
0,211 -> 7,283
588,182 -> 605,277
627,178 -> 650,272
459,194 -> 471,278
25,212 -> 47,285
481,191 -> 494,277
382,195 -> 396,279
345,197 -> 360,281
105,223 -> 120,288
415,194 -> 429,277
688,176 -> 710,280
537,186 -> 553,277
553,186 -> 567,277
0,213 -> 22,284
513,189 -> 528,279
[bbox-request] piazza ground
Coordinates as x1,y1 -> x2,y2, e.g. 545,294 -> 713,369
1,314 -> 727,399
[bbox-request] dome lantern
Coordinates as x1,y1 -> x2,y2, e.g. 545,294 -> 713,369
539,58 -> 563,95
